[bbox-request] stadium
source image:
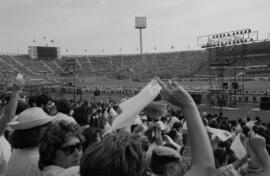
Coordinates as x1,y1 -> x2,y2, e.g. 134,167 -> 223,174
1,35 -> 270,121
1,1 -> 270,176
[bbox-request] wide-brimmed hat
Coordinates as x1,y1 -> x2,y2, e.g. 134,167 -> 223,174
8,107 -> 54,130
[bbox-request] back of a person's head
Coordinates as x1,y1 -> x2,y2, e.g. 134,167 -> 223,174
150,146 -> 183,176
82,126 -> 100,150
80,132 -> 146,176
55,99 -> 72,115
242,125 -> 250,137
214,148 -> 228,168
172,122 -> 183,131
28,95 -> 37,107
168,129 -> 178,141
10,125 -> 44,149
15,102 -> 30,115
89,114 -> 107,130
73,104 -> 90,126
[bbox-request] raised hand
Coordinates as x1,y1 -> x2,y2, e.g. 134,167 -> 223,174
13,73 -> 25,90
155,77 -> 195,108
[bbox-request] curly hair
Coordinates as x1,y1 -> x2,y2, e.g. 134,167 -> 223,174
38,120 -> 83,170
9,125 -> 45,149
80,132 -> 147,176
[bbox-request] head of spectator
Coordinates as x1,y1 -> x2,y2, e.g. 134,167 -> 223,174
150,146 -> 185,176
73,104 -> 90,127
242,125 -> 250,137
168,129 -> 182,146
15,101 -> 30,115
55,99 -> 73,116
8,107 -> 54,149
82,126 -> 100,151
214,148 -> 228,168
27,95 -> 37,107
89,113 -> 107,135
36,95 -> 57,115
140,113 -> 148,125
144,123 -> 163,145
39,120 -> 83,171
80,132 -> 146,176
172,122 -> 183,133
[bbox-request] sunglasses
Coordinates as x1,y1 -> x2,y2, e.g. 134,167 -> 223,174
59,142 -> 82,156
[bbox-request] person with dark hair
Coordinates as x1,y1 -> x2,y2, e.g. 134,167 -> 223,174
81,126 -> 100,151
39,120 -> 83,176
14,101 -> 29,114
54,99 -> 76,123
72,104 -> 90,127
36,94 -> 57,115
80,131 -> 146,176
7,107 -> 54,176
150,146 -> 186,176
28,95 -> 37,107
167,129 -> 183,147
56,99 -> 73,115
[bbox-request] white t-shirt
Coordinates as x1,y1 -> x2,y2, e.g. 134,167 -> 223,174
41,165 -> 79,176
0,136 -> 11,176
7,148 -> 41,176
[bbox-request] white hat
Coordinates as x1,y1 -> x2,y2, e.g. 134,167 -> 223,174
8,107 -> 55,130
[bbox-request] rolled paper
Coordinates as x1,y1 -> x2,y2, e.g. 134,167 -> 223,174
111,79 -> 161,131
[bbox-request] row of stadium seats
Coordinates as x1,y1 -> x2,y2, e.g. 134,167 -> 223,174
0,44 -> 269,81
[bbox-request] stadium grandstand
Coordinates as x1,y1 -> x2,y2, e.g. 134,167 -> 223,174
0,40 -> 270,90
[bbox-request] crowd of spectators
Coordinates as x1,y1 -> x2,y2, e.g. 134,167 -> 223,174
0,75 -> 269,176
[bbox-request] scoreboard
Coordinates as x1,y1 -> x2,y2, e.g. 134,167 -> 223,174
28,46 -> 60,59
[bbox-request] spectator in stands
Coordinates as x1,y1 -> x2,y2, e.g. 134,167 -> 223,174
54,99 -> 76,123
28,95 -> 38,107
36,95 -> 57,116
7,107 -> 54,176
72,104 -> 90,128
39,120 -> 83,176
150,145 -> 186,176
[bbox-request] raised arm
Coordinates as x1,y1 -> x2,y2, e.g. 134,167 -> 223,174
156,78 -> 214,176
0,74 -> 25,136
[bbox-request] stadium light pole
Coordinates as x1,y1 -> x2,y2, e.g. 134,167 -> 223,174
135,17 -> 146,54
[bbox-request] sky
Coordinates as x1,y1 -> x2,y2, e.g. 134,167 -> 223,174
0,0 -> 269,55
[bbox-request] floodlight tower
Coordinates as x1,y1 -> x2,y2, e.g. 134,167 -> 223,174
135,17 -> 146,54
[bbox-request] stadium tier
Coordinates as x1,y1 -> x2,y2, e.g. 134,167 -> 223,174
0,41 -> 270,82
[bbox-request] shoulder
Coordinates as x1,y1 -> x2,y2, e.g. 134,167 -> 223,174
42,166 -> 79,176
